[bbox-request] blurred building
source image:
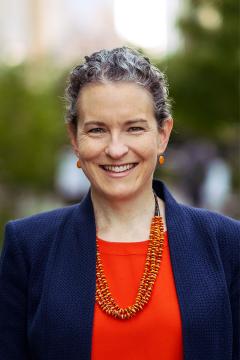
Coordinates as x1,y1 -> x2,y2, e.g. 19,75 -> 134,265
0,0 -> 181,66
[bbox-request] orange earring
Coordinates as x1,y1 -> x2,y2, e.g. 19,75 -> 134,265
76,159 -> 81,168
159,155 -> 165,165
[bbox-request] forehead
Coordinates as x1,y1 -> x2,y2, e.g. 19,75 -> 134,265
77,82 -> 155,121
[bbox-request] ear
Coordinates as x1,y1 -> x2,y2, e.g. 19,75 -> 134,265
157,117 -> 173,154
66,123 -> 79,156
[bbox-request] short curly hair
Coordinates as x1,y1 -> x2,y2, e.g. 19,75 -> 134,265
65,46 -> 171,132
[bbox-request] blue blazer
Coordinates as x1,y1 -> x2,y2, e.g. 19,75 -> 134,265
0,180 -> 239,360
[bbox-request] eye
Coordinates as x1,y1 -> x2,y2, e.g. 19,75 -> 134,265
88,127 -> 106,134
128,126 -> 144,132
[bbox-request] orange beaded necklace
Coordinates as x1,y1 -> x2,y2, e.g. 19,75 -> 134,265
96,193 -> 165,320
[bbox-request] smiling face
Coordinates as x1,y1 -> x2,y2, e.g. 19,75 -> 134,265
69,81 -> 173,201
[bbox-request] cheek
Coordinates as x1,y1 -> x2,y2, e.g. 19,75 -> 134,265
134,136 -> 159,159
77,137 -> 103,161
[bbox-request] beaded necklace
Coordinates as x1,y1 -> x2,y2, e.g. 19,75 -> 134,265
96,193 -> 165,320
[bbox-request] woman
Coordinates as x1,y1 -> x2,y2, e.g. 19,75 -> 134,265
0,47 -> 239,360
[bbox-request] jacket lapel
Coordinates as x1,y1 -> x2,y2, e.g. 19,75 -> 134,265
72,192 -> 97,359
43,191 -> 97,360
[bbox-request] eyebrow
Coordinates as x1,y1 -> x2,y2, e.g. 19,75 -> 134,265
83,119 -> 148,126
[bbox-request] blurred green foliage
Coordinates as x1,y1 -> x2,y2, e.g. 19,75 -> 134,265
155,0 -> 239,200
0,63 -> 66,188
0,62 -> 68,245
158,0 -> 239,139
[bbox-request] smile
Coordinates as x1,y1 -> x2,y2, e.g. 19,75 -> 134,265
100,163 -> 138,173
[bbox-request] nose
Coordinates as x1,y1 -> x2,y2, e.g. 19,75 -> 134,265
105,135 -> 129,159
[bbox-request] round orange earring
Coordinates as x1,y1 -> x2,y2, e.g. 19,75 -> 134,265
76,159 -> 81,168
159,155 -> 165,165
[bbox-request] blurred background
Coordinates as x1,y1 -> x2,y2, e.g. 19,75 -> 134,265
0,0 -> 239,248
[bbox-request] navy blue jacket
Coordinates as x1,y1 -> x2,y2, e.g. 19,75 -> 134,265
0,180 -> 239,360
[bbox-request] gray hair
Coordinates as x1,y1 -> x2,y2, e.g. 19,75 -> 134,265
65,46 -> 171,132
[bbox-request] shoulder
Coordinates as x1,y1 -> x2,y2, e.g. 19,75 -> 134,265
3,204 -> 80,261
179,203 -> 240,236
156,179 -> 240,234
178,203 -> 240,277
7,204 -> 78,233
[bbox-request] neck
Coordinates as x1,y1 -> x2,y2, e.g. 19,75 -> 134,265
91,186 -> 163,242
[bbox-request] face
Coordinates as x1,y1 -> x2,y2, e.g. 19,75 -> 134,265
69,82 -> 173,201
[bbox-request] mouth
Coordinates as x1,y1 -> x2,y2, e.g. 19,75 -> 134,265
100,163 -> 138,173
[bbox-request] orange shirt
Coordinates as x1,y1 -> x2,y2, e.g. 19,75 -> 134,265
92,233 -> 183,360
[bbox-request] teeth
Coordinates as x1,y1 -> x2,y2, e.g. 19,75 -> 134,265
102,163 -> 136,173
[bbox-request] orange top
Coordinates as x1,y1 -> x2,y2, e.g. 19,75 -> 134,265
91,233 -> 183,360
